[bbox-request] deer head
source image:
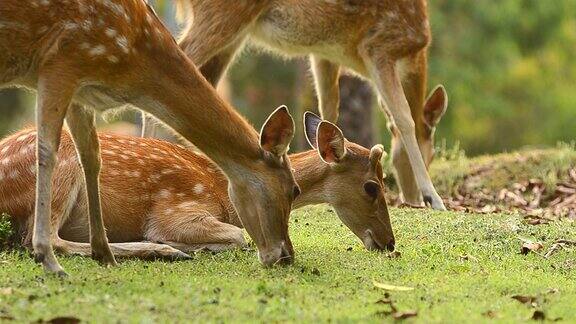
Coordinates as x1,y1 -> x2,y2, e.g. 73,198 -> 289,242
228,106 -> 300,266
301,112 -> 395,251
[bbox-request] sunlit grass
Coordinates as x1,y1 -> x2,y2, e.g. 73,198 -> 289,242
1,206 -> 574,322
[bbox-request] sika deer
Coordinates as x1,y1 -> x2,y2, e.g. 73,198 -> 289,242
0,0 -> 298,274
149,0 -> 449,210
0,113 -> 394,259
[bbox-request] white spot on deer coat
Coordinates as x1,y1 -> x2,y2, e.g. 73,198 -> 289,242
63,22 -> 78,30
105,28 -> 118,38
158,189 -> 171,198
89,45 -> 106,56
178,201 -> 196,209
8,170 -> 19,179
0,145 -> 10,154
193,184 -> 204,195
116,35 -> 130,54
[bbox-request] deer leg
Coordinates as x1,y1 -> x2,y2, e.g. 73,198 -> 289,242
33,75 -> 75,275
310,56 -> 341,123
199,37 -> 246,87
394,53 -> 429,205
146,210 -> 246,254
178,1 -> 265,67
366,58 -> 445,210
53,238 -> 192,261
389,136 -> 421,205
65,105 -> 116,266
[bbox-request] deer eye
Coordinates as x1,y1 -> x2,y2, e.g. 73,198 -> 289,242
363,180 -> 380,199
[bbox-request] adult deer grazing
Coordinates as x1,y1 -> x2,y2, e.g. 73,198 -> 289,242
0,113 -> 394,260
0,0 -> 298,275
153,0 -> 449,209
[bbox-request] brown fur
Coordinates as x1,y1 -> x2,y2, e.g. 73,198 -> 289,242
0,0 -> 298,273
167,0 -> 449,209
0,126 -> 394,258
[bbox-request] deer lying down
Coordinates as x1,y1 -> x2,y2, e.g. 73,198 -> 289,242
0,113 -> 394,260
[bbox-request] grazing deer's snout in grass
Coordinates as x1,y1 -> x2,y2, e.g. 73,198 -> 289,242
300,113 -> 395,252
230,106 -> 298,266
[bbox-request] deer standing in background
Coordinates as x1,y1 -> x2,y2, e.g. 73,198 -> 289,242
147,0 -> 449,210
0,113 -> 394,260
0,0 -> 299,275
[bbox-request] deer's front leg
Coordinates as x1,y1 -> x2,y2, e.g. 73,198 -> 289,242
33,74 -> 75,275
365,58 -> 445,210
53,238 -> 192,261
310,56 -> 341,123
66,105 -> 116,266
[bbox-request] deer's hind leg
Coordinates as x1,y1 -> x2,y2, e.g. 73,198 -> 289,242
66,105 -> 116,266
145,206 -> 246,254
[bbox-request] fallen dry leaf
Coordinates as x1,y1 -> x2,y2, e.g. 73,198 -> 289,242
0,287 -> 13,295
544,242 -> 567,259
373,280 -> 414,291
387,251 -> 402,259
393,310 -> 418,320
511,294 -> 537,306
520,242 -> 543,255
482,310 -> 497,318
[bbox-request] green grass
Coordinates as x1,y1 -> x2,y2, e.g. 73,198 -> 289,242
1,206 -> 575,323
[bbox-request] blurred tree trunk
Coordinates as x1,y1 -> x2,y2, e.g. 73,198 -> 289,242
337,75 -> 375,148
0,90 -> 24,136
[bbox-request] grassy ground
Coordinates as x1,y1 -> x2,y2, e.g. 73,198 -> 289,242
1,206 -> 574,323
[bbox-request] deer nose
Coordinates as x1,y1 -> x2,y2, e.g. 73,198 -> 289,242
386,240 -> 396,252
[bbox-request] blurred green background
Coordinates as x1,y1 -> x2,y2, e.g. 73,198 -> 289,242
0,0 -> 574,156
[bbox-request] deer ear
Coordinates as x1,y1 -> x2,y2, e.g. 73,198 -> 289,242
260,105 -> 295,157
316,121 -> 346,163
423,85 -> 448,128
369,144 -> 386,168
303,111 -> 322,149
369,144 -> 387,179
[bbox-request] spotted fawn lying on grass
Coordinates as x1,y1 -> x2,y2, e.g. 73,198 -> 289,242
0,0 -> 299,274
143,0 -> 449,210
0,113 -> 394,261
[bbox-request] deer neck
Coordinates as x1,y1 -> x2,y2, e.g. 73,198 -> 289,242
289,150 -> 331,209
130,50 -> 262,180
